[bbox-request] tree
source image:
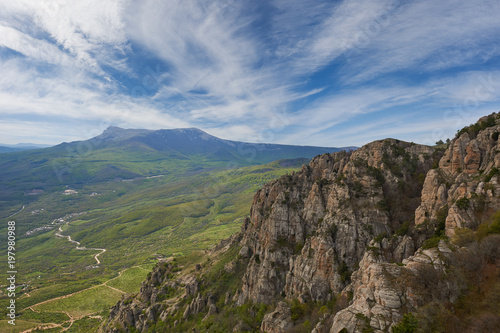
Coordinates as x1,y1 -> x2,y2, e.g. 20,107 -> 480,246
392,313 -> 418,333
435,140 -> 444,145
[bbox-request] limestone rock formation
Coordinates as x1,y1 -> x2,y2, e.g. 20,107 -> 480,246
415,113 -> 500,236
103,113 -> 500,333
237,139 -> 435,306
261,301 -> 294,333
330,241 -> 459,333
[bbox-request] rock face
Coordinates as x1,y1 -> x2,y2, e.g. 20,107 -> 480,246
104,261 -> 203,332
261,301 -> 294,333
329,241 -> 459,333
104,113 -> 500,333
237,139 -> 435,306
415,114 -> 500,236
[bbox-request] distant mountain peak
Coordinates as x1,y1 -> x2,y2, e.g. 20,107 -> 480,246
105,125 -> 124,132
95,126 -> 150,142
86,126 -> 351,162
96,126 -> 222,146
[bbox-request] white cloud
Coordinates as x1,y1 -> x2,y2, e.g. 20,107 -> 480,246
289,0 -> 396,75
0,120 -> 86,145
0,25 -> 72,65
0,59 -> 190,144
0,0 -> 129,75
276,69 -> 500,146
339,0 -> 500,83
0,0 -> 499,146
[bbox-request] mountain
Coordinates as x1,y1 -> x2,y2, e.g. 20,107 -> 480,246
0,143 -> 51,153
0,129 -> 350,330
92,126 -> 353,163
0,127 -> 353,212
0,146 -> 19,153
104,113 -> 500,332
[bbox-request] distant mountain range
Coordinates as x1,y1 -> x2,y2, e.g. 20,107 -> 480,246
0,126 -> 355,209
0,143 -> 52,153
91,126 -> 356,162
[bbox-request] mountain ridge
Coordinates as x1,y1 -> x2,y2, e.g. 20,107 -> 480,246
103,113 -> 500,333
0,143 -> 52,153
91,126 -> 357,153
0,126 -> 353,217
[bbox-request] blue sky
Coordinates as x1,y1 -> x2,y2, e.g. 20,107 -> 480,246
0,0 -> 499,147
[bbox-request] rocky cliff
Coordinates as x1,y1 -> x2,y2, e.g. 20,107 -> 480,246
415,114 -> 500,235
103,113 -> 500,333
235,139 -> 435,308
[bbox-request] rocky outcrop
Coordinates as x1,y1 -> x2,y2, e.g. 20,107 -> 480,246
104,261 -> 200,332
330,241 -> 459,333
415,113 -> 500,236
104,113 -> 500,333
261,301 -> 294,333
329,113 -> 500,333
237,139 -> 435,306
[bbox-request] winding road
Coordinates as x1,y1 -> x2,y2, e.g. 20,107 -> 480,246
55,225 -> 106,265
5,204 -> 25,218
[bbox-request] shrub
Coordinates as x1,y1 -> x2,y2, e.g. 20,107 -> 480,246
374,232 -> 388,243
329,224 -> 338,238
422,236 -> 441,249
484,167 -> 499,182
290,299 -> 307,321
355,313 -> 374,333
367,246 -> 380,256
396,221 -> 410,237
318,305 -> 330,316
477,211 -> 500,240
377,199 -> 389,212
338,260 -> 351,284
294,242 -> 304,255
367,166 -> 385,186
353,181 -> 363,193
452,228 -> 475,247
435,205 -> 448,236
334,173 -> 346,186
392,313 -> 418,333
455,197 -> 470,210
316,178 -> 332,187
456,114 -> 497,139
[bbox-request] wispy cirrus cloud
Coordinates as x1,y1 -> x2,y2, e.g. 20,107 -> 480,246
339,0 -> 500,83
0,25 -> 72,65
0,0 -> 499,146
0,0 -> 129,75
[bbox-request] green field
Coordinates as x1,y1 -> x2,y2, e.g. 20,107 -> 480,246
33,285 -> 124,318
0,157 -> 306,330
0,319 -> 41,333
106,267 -> 151,294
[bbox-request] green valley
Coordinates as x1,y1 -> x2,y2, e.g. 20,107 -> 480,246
0,127 -> 346,331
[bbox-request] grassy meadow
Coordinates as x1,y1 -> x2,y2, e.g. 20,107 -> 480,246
0,158 -> 306,331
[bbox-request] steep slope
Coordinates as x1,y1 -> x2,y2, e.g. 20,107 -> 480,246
415,114 -> 500,235
103,113 -> 500,333
235,139 -> 435,307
